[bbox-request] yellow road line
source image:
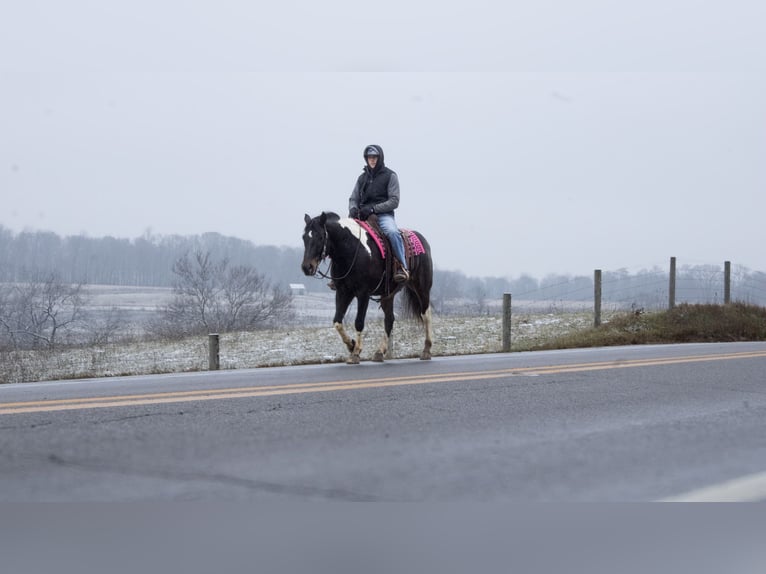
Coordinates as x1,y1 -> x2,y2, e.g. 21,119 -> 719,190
2,350 -> 765,415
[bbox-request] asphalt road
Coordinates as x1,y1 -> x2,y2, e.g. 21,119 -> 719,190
1,342 -> 765,501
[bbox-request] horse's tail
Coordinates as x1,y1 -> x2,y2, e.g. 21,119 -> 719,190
400,287 -> 425,324
399,232 -> 432,323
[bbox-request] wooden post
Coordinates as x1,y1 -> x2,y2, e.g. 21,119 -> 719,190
669,257 -> 676,309
208,333 -> 220,370
502,293 -> 512,352
594,270 -> 602,327
724,261 -> 731,304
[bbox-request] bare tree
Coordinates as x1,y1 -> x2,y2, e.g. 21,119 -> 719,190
85,306 -> 128,345
0,273 -> 86,350
683,264 -> 722,303
150,250 -> 293,337
471,281 -> 489,315
431,269 -> 466,314
0,288 -> 13,349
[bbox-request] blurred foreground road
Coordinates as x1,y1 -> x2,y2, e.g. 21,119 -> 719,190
1,342 -> 765,501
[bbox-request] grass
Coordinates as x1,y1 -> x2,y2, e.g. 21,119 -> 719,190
530,303 -> 766,350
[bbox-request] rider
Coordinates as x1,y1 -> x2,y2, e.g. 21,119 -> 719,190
349,144 -> 409,283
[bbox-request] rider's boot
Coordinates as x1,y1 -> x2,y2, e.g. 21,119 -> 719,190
394,262 -> 409,283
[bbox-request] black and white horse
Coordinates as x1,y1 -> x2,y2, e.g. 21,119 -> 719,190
301,212 -> 434,364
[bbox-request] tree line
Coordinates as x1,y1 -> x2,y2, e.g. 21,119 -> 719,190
0,226 -> 305,288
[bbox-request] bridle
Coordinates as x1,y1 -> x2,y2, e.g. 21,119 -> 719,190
312,219 -> 362,282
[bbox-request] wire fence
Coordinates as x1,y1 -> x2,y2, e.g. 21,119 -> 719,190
434,258 -> 766,320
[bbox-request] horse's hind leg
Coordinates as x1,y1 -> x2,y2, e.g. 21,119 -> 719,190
420,305 -> 433,360
373,297 -> 395,362
406,269 -> 433,361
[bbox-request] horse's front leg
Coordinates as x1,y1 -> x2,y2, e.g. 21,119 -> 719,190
341,295 -> 369,364
372,297 -> 395,362
333,291 -> 358,358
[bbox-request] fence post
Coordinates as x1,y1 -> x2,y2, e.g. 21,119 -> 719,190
208,333 -> 220,370
724,261 -> 731,304
593,270 -> 602,327
669,256 -> 676,309
502,293 -> 512,352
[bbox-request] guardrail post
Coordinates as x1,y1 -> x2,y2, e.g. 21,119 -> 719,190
669,257 -> 676,309
208,333 -> 220,370
724,261 -> 731,304
502,293 -> 512,352
594,270 -> 602,327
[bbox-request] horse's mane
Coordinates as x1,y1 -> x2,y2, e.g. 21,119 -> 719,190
323,211 -> 341,222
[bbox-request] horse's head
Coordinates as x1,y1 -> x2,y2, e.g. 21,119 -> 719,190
301,212 -> 329,276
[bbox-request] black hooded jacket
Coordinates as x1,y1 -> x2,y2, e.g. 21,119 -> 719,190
348,144 -> 400,215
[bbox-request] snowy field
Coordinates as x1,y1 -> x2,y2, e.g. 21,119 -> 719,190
1,290 -> 601,384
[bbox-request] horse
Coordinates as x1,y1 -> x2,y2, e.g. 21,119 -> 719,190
301,211 -> 434,364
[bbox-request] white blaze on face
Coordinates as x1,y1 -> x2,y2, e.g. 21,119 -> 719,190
339,218 -> 372,256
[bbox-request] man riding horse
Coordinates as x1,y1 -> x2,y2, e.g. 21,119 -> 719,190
302,144 -> 433,363
348,145 -> 409,283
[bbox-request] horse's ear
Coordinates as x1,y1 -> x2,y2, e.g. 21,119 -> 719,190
319,212 -> 328,225
304,214 -> 311,226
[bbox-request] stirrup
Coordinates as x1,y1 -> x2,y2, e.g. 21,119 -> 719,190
394,267 -> 409,283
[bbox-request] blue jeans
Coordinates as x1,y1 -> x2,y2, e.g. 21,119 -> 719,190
377,213 -> 407,271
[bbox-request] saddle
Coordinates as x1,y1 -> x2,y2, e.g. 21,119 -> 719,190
357,215 -> 424,288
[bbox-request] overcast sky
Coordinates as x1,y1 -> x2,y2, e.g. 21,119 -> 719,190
2,1 -> 764,278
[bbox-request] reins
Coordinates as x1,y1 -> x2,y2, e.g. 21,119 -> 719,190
315,222 -> 363,282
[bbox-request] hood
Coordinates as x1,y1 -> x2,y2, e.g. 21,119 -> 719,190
363,144 -> 385,173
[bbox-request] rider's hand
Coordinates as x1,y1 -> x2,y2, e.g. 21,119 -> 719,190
349,207 -> 359,219
360,205 -> 374,219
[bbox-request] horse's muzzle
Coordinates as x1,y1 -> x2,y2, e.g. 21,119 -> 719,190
302,260 -> 318,276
